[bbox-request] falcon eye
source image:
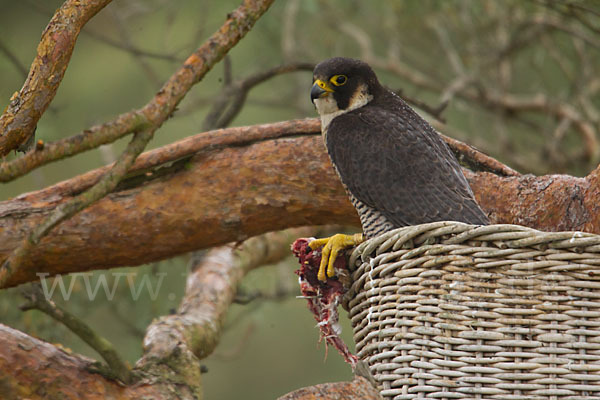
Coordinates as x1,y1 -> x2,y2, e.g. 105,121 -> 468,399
330,75 -> 347,86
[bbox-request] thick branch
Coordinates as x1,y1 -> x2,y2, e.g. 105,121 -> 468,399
0,0 -> 112,156
0,129 -> 155,288
465,169 -> 597,232
0,129 -> 352,288
0,324 -> 172,399
24,119 -> 321,196
1,122 -> 599,288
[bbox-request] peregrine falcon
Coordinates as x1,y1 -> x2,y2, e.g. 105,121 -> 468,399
309,57 -> 489,281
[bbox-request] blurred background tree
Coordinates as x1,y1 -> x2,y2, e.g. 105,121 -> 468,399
0,0 -> 599,399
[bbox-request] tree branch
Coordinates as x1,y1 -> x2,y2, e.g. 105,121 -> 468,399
438,131 -> 519,177
20,283 -> 134,384
0,0 -> 276,181
0,0 -> 113,156
202,62 -> 314,130
0,40 -> 29,79
480,91 -> 599,162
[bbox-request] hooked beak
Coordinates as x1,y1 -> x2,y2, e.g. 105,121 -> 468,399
311,79 -> 333,103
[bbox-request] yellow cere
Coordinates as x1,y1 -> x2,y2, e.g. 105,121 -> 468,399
315,79 -> 333,92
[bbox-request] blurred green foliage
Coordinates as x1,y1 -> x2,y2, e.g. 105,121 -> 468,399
1,0 -> 599,399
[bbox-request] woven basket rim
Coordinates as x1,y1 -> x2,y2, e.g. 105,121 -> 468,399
349,222 -> 600,268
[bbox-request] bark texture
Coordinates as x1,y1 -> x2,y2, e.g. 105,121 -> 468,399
0,324 -> 172,400
466,170 -> 596,232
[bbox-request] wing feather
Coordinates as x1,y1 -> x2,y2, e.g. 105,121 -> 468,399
326,100 -> 489,227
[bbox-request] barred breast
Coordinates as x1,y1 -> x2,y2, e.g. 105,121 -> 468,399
348,192 -> 396,238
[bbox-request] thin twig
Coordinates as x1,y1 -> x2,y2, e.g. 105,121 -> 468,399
20,283 -> 134,384
213,323 -> 256,361
0,40 -> 29,79
439,131 -> 519,177
202,62 -> 314,130
529,10 -> 600,49
223,54 -> 233,86
394,88 -> 448,123
83,29 -> 181,62
107,7 -> 162,86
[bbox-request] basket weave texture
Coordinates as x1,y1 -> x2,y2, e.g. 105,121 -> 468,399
346,222 -> 600,400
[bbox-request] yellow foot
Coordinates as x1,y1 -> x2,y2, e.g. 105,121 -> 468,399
309,233 -> 364,281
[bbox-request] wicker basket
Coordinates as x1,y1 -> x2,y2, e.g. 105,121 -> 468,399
346,222 -> 600,400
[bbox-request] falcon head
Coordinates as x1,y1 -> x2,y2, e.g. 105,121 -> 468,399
311,57 -> 380,121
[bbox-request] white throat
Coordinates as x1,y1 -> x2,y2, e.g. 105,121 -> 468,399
313,84 -> 373,132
